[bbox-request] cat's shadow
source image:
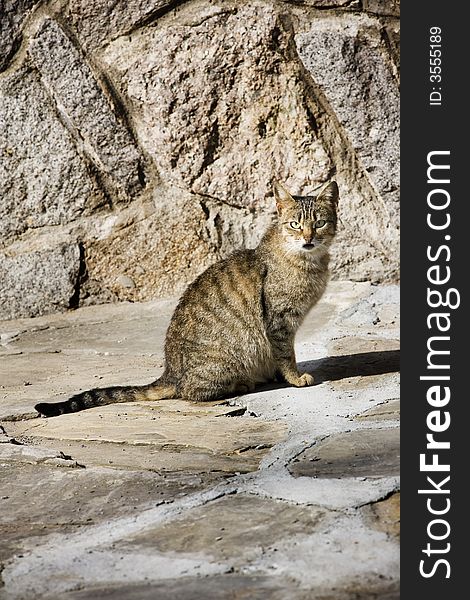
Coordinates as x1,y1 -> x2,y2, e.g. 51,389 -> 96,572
300,349 -> 400,384
256,349 -> 400,393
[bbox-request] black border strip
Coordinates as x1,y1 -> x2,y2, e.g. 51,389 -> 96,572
401,1 -> 466,595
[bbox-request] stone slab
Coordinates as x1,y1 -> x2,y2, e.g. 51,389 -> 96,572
6,401 -> 287,474
29,18 -> 145,201
64,577 -> 399,600
289,428 -> 399,478
64,576 -> 309,600
0,243 -> 81,320
125,494 -> 325,565
0,460 -> 219,563
0,0 -> 38,71
354,399 -> 400,422
362,492 -> 400,540
0,65 -> 104,245
0,299 -> 175,419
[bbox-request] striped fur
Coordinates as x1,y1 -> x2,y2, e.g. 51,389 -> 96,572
35,181 -> 338,416
35,382 -> 176,417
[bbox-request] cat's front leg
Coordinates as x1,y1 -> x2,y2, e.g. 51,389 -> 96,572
276,350 -> 315,388
279,362 -> 314,387
267,320 -> 314,387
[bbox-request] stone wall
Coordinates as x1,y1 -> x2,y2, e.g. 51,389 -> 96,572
0,0 -> 399,319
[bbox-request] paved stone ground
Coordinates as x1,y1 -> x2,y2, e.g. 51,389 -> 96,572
0,281 -> 400,599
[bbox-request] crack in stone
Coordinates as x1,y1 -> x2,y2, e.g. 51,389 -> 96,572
236,443 -> 272,454
117,1 -> 189,37
194,191 -> 247,211
355,484 -> 400,509
215,407 -> 247,418
298,0 -> 363,12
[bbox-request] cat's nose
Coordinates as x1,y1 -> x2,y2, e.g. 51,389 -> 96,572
302,224 -> 314,244
303,232 -> 313,244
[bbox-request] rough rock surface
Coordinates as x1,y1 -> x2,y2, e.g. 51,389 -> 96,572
363,0 -> 400,16
101,4 -> 331,209
0,243 -> 81,319
0,66 -> 105,242
63,0 -> 177,52
29,18 -> 145,201
295,14 -> 399,278
0,281 -> 400,598
289,428 -> 399,478
0,0 -> 38,71
0,0 -> 399,319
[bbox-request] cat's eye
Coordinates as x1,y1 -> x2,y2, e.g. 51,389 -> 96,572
289,221 -> 302,230
315,219 -> 326,228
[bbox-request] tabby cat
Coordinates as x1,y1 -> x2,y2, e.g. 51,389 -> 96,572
35,180 -> 339,417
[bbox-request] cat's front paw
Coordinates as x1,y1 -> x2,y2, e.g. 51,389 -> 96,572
294,372 -> 314,387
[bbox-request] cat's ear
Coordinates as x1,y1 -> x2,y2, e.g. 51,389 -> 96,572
316,181 -> 339,207
273,182 -> 296,212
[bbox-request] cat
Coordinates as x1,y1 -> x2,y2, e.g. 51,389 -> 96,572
35,180 -> 339,417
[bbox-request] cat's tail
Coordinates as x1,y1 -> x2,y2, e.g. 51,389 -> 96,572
34,377 -> 177,417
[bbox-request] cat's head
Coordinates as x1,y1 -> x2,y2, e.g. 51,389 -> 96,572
273,181 -> 339,254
